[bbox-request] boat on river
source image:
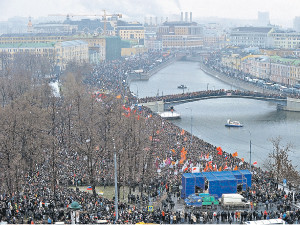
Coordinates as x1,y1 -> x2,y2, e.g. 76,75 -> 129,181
177,84 -> 187,89
225,119 -> 243,127
159,111 -> 181,120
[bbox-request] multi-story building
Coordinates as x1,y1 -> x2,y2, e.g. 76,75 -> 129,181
162,35 -> 203,49
0,40 -> 89,70
157,21 -> 203,50
293,17 -> 300,33
0,42 -> 55,58
241,55 -> 300,86
269,31 -> 300,49
0,33 -> 71,45
55,40 -> 89,69
257,12 -> 270,27
230,27 -> 273,48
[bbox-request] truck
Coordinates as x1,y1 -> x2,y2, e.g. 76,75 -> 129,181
185,193 -> 219,208
221,194 -> 249,208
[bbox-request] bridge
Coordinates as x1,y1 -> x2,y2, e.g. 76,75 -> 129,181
139,90 -> 288,112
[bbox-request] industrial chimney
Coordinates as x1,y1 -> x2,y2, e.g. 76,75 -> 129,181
190,12 -> 192,22
181,12 -> 183,22
185,12 -> 188,22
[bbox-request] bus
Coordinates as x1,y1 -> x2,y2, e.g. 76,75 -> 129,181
244,219 -> 285,225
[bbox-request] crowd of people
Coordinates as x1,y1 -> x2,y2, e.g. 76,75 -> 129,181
1,50 -> 300,224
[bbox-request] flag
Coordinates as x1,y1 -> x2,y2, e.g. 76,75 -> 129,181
171,149 -> 176,154
192,167 -> 200,173
180,129 -> 185,135
224,164 -> 228,170
216,147 -> 222,155
232,152 -> 238,157
234,165 -> 238,171
87,186 -> 92,190
218,166 -> 222,171
253,161 -> 258,165
241,158 -> 244,163
116,95 -> 121,99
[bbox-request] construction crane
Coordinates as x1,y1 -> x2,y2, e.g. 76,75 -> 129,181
49,10 -> 122,35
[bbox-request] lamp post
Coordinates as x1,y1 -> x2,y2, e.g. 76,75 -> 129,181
243,129 -> 252,172
131,84 -> 139,103
185,107 -> 193,146
112,138 -> 118,223
207,83 -> 209,91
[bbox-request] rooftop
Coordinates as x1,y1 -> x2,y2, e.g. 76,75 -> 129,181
0,33 -> 73,38
0,42 -> 56,48
232,27 -> 273,33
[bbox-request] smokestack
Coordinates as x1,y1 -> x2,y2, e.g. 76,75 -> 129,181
155,17 -> 158,26
185,12 -> 188,22
181,12 -> 183,22
150,17 -> 152,25
190,12 -> 192,22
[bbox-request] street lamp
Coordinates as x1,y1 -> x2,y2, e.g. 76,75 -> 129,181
243,129 -> 252,172
112,138 -> 118,223
207,83 -> 209,91
185,107 -> 193,146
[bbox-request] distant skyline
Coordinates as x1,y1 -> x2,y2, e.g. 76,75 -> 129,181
0,0 -> 299,27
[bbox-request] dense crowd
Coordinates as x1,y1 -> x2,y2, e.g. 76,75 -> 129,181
1,51 -> 300,224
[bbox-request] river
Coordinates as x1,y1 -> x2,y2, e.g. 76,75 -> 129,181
130,61 -> 300,168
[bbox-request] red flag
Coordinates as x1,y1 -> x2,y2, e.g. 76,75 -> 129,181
253,161 -> 258,165
234,165 -> 238,171
232,152 -> 238,157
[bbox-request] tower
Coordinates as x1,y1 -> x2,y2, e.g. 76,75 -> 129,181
27,16 -> 33,33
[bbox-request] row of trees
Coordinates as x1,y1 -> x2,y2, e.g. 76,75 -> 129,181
0,53 -> 169,198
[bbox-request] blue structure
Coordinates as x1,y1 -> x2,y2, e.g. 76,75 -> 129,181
181,170 -> 251,199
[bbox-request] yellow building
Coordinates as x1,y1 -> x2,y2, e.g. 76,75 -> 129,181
121,45 -> 148,57
270,32 -> 300,49
55,40 -> 89,69
117,26 -> 145,41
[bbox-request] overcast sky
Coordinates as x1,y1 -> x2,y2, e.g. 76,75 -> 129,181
1,0 -> 299,26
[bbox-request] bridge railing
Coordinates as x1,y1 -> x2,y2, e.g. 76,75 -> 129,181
139,89 -> 288,104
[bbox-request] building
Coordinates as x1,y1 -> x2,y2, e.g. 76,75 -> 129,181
257,11 -> 270,26
32,23 -> 78,34
241,55 -> 300,86
270,31 -> 300,49
293,17 -> 300,32
55,40 -> 89,69
202,23 -> 226,48
0,33 -> 72,45
116,21 -> 145,44
157,20 -> 203,49
230,27 -> 273,48
162,35 -> 203,50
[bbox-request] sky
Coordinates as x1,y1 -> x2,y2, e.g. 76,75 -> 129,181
0,0 -> 299,26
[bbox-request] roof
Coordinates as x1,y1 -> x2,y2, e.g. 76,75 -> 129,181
0,33 -> 72,38
270,55 -> 300,66
232,27 -> 273,33
0,42 -> 56,48
60,40 -> 88,47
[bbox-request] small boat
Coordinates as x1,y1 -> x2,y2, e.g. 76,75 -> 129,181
159,111 -> 181,120
177,84 -> 187,89
225,119 -> 243,127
